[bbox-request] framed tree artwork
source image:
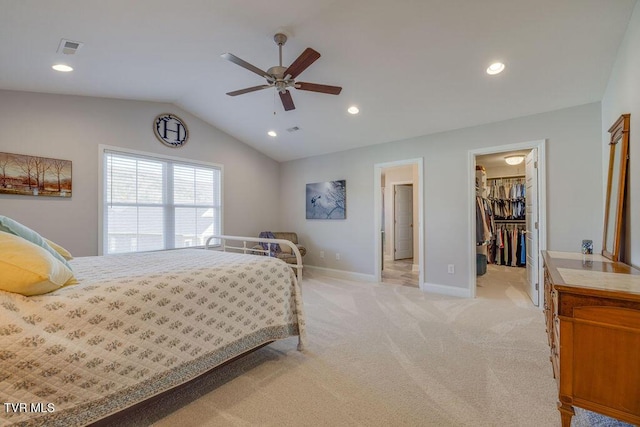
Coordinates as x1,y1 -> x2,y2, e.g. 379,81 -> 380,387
0,152 -> 72,197
306,180 -> 346,219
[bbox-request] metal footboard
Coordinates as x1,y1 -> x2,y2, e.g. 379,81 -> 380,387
205,235 -> 303,283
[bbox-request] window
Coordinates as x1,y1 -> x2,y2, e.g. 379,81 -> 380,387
101,147 -> 222,254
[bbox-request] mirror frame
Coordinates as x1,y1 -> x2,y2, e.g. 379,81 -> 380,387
602,113 -> 630,261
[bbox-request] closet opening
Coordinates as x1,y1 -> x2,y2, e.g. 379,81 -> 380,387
471,141 -> 546,307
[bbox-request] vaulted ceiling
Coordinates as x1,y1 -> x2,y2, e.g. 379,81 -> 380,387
0,0 -> 636,161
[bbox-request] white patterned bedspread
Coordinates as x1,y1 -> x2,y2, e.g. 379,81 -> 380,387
0,249 -> 305,426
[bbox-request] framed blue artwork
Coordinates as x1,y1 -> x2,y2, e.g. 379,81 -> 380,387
306,180 -> 346,219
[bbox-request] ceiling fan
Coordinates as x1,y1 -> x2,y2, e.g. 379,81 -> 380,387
221,33 -> 342,111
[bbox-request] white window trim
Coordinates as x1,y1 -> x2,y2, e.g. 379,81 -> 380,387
98,144 -> 224,255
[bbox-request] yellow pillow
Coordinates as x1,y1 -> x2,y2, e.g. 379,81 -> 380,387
0,215 -> 72,269
45,238 -> 74,260
0,232 -> 76,296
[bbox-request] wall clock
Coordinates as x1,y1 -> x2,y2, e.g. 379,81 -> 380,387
153,114 -> 189,148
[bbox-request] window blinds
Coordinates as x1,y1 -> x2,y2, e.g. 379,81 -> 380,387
104,150 -> 221,254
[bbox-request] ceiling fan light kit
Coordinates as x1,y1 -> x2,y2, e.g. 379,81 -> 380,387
222,33 -> 342,111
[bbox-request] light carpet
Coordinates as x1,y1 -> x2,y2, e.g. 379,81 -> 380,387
101,266 -> 629,426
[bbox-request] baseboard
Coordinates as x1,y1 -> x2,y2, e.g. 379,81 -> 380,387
304,266 -> 470,297
422,282 -> 472,298
305,265 -> 377,282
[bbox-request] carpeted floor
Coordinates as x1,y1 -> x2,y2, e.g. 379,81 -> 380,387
102,266 -> 632,426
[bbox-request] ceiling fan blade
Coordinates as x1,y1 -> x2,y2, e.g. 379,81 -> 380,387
226,85 -> 272,96
296,82 -> 342,95
284,48 -> 321,79
221,53 -> 271,79
279,90 -> 295,111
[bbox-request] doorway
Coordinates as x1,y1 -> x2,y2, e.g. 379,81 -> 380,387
381,181 -> 417,287
394,184 -> 414,260
374,158 -> 424,288
469,140 -> 547,307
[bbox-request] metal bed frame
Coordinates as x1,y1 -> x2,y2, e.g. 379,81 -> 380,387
205,234 -> 303,282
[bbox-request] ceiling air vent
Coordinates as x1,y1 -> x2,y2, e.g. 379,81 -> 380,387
287,126 -> 300,133
57,39 -> 84,55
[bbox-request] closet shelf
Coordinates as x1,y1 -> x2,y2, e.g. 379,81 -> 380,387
487,175 -> 525,180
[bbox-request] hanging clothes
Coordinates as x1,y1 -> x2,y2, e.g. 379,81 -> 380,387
484,175 -> 527,268
511,227 -> 518,267
489,224 -> 526,267
488,177 -> 526,220
476,196 -> 493,245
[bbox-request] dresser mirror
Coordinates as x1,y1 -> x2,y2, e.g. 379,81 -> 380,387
602,113 -> 630,261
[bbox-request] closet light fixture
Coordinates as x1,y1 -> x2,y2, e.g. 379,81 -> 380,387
505,155 -> 525,165
267,130 -> 277,137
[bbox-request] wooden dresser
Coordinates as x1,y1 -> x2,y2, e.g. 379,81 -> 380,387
542,251 -> 640,426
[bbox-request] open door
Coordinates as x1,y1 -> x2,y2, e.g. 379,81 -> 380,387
394,184 -> 413,260
525,149 -> 539,306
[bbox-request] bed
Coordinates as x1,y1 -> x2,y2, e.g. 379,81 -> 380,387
0,238 -> 305,427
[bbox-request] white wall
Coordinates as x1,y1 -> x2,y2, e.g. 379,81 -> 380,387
0,90 -> 281,256
280,102 -> 603,291
601,0 -> 640,268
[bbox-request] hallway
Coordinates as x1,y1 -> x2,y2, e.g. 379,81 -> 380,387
381,257 -> 419,288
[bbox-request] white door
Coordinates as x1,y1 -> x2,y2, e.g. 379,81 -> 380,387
525,149 -> 539,306
394,184 -> 413,260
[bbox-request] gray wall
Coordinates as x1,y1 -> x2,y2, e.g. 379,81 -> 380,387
280,102 -> 603,291
0,90 -> 281,256
601,0 -> 640,268
0,92 -> 610,292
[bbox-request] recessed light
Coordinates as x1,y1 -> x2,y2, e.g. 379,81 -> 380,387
347,106 -> 359,115
267,130 -> 277,137
486,62 -> 505,75
52,64 -> 73,72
